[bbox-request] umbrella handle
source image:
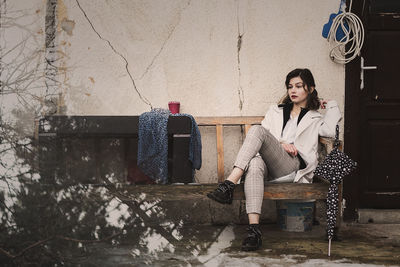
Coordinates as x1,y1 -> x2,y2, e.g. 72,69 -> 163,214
334,125 -> 340,148
328,238 -> 331,256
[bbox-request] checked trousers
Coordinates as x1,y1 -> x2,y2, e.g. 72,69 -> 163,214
233,125 -> 300,214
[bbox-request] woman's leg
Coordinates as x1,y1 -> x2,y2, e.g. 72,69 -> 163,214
242,156 -> 266,251
242,149 -> 297,251
244,155 -> 267,219
207,125 -> 266,203
225,167 -> 244,184
248,213 -> 260,224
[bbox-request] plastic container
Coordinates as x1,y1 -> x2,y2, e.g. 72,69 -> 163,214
168,101 -> 180,114
276,200 -> 315,232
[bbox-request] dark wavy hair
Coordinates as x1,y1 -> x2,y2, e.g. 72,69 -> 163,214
280,68 -> 320,110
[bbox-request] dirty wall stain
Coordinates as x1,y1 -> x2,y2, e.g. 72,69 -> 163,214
61,18 -> 75,35
56,0 -> 68,32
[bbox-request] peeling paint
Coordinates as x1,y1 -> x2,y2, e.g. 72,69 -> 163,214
236,1 -> 245,111
56,0 -> 68,32
61,18 -> 75,35
237,33 -> 244,111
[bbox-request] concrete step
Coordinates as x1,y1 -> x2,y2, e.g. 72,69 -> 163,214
358,209 -> 400,223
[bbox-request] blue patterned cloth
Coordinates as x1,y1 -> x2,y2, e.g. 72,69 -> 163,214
137,109 -> 202,184
137,109 -> 170,184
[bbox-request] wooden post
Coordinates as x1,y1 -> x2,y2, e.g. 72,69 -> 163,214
244,124 -> 251,136
216,124 -> 224,182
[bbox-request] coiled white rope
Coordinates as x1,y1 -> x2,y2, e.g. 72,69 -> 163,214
327,0 -> 364,64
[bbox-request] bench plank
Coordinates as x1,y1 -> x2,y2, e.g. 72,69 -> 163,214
196,116 -> 264,126
233,183 -> 329,200
125,183 -> 329,201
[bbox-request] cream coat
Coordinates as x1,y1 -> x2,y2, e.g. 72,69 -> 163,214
261,100 -> 342,183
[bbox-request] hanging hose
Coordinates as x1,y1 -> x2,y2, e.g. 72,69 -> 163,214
327,0 -> 364,64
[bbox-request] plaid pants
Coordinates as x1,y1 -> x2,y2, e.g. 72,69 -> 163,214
234,125 -> 300,214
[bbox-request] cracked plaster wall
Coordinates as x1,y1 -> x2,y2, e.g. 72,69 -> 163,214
5,0 -> 346,183
58,0 -> 344,116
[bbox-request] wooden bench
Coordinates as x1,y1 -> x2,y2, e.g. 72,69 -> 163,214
37,115 -> 338,202
127,116 -> 338,204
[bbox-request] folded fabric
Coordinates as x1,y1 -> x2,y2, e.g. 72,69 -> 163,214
137,109 -> 170,184
137,109 -> 202,184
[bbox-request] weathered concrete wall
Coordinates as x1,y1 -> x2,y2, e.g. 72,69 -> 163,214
3,0 -> 346,183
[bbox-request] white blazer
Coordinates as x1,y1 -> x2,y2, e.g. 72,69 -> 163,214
261,100 -> 342,183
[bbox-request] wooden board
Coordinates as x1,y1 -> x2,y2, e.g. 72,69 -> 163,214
195,116 -> 264,126
123,183 -> 329,201
233,183 -> 329,200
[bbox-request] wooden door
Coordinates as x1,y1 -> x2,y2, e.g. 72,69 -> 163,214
344,0 -> 400,220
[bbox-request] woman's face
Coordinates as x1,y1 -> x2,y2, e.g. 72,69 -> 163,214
287,77 -> 309,108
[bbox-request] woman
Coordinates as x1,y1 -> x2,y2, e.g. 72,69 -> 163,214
207,68 -> 341,251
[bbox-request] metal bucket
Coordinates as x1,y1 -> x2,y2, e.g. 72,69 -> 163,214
276,200 -> 315,232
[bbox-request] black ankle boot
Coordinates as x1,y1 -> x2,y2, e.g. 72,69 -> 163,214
206,180 -> 235,204
241,224 -> 262,251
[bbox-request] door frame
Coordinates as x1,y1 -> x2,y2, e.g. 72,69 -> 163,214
343,0 -> 365,221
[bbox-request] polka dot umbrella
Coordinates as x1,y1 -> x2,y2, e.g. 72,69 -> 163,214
314,125 -> 357,256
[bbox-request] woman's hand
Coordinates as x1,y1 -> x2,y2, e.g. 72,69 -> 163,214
281,143 -> 298,156
320,99 -> 328,109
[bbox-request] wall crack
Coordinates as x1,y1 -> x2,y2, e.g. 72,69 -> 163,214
139,0 -> 191,80
75,0 -> 153,109
236,0 -> 244,112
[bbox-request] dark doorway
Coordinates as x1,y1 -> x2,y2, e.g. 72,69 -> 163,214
344,0 -> 400,220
